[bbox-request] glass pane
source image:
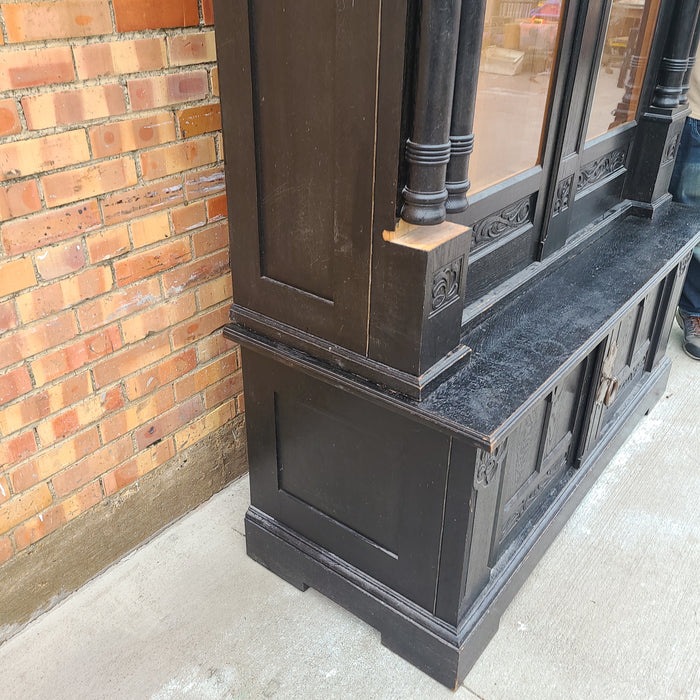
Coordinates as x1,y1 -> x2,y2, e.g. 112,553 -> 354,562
586,0 -> 661,141
470,0 -> 565,194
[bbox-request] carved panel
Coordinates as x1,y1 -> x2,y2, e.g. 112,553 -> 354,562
501,462 -> 562,537
474,441 -> 507,489
553,176 -> 574,215
577,148 -> 626,192
430,256 -> 464,315
471,196 -> 532,250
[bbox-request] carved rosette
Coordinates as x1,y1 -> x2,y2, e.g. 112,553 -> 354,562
662,132 -> 682,165
576,149 -> 626,192
553,176 -> 573,215
474,442 -> 507,489
430,257 -> 463,315
471,196 -> 531,250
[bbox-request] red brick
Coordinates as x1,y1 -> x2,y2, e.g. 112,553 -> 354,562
0,432 -> 38,470
0,300 -> 18,333
41,157 -> 137,208
52,436 -> 133,497
198,274 -> 233,310
16,265 -> 112,323
8,427 -> 99,493
113,238 -> 191,287
0,46 -> 74,92
37,386 -> 124,444
211,66 -> 219,97
236,393 -> 245,414
135,395 -> 203,450
202,0 -> 214,25
89,112 -> 176,159
77,278 -> 160,331
128,71 -> 208,111
0,477 -> 10,504
0,366 -> 32,404
35,241 -> 86,280
206,193 -> 227,222
0,130 -> 90,183
14,481 -> 102,550
193,221 -> 228,257
0,99 -> 21,137
0,312 -> 78,371
171,201 -> 207,234
101,177 -> 184,226
92,333 -> 170,388
100,386 -> 174,443
0,536 -> 13,565
102,438 -> 174,496
129,211 -> 172,248
85,225 -> 130,263
184,165 -> 225,201
0,180 -> 42,222
171,304 -> 229,349
0,484 -> 52,535
112,0 -> 199,31
102,439 -> 175,496
0,373 -> 92,438
204,372 -> 244,410
74,38 -> 166,79
168,31 -> 216,66
31,326 -> 121,387
162,249 -> 228,295
123,348 -> 197,400
0,257 -> 36,298
177,103 -> 221,140
174,352 -> 239,402
2,200 -> 100,255
120,292 -> 197,344
2,1 -> 113,42
22,84 -> 126,131
175,397 -> 235,450
196,329 -> 236,363
140,136 -> 216,181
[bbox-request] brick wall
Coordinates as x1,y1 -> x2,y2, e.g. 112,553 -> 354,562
0,0 -> 244,595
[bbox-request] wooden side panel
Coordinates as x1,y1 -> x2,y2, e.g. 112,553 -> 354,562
216,0 -> 381,351
242,349 -> 452,613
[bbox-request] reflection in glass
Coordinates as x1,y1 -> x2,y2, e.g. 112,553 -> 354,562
469,0 -> 565,194
586,0 -> 661,141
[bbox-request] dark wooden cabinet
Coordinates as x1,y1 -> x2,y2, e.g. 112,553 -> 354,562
214,0 -> 700,688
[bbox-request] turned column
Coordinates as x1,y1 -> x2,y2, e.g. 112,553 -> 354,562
401,0 -> 462,225
445,0 -> 488,214
651,0 -> 700,110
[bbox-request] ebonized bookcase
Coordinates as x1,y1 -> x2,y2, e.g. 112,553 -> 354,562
213,0 -> 700,687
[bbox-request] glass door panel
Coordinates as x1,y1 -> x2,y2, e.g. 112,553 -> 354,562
585,0 -> 662,141
470,0 -> 566,193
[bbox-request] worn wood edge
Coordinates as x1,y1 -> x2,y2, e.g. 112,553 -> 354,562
0,416 -> 248,645
226,308 -> 474,402
243,361 -> 670,689
384,219 -> 470,250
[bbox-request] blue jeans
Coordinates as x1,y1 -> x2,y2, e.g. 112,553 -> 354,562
669,117 -> 700,316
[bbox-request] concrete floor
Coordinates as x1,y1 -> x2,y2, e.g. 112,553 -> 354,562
2,325 -> 699,700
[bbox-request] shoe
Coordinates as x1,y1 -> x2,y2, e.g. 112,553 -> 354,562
676,308 -> 700,360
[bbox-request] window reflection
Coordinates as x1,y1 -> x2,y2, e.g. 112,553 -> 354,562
470,0 -> 564,194
586,0 -> 661,141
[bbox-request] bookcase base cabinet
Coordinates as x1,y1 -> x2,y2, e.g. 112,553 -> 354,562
231,231 -> 693,689
240,351 -> 670,690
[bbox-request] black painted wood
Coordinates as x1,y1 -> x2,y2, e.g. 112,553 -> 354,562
213,0 -> 700,688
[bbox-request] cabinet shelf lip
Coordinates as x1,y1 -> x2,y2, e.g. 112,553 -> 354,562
224,321 -> 492,449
